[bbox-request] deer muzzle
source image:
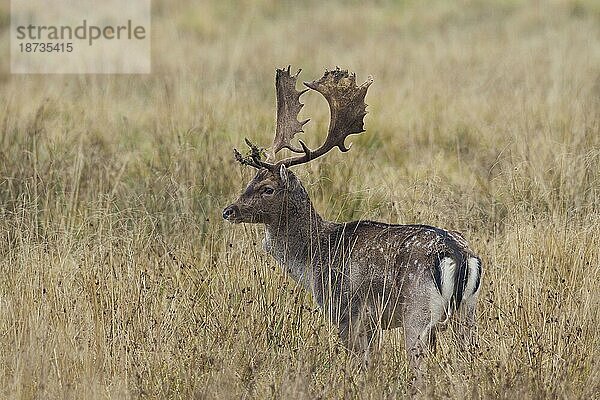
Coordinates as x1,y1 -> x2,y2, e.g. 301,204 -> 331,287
222,204 -> 241,222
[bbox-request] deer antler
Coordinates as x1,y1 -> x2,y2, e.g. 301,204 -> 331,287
273,66 -> 310,154
277,67 -> 373,168
233,66 -> 372,170
233,138 -> 273,169
233,66 -> 308,169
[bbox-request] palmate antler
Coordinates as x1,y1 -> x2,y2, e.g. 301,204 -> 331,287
234,66 -> 373,169
273,66 -> 310,154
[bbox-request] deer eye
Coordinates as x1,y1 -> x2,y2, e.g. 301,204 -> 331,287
262,187 -> 275,196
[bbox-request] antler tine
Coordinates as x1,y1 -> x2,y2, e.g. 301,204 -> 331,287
278,67 -> 373,168
272,66 -> 310,154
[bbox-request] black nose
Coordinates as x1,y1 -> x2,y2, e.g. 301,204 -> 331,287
222,205 -> 239,220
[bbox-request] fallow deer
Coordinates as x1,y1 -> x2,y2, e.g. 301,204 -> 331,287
222,66 -> 482,379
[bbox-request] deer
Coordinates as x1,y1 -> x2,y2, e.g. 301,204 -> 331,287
222,66 -> 482,382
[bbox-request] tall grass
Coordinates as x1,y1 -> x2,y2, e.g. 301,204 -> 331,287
1,0 -> 599,398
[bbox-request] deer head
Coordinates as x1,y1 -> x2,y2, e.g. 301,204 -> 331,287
223,66 -> 373,224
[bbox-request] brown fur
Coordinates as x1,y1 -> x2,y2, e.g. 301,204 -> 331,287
223,166 -> 482,379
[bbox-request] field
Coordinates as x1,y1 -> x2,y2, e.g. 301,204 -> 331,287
1,0 -> 599,398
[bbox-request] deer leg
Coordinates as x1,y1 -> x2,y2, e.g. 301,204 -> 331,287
456,297 -> 479,353
404,300 -> 438,387
337,303 -> 376,369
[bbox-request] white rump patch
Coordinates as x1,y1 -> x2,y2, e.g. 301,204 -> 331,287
463,257 -> 481,300
429,257 -> 457,326
439,257 -> 456,303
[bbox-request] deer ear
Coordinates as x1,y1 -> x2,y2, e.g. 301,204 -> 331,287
279,164 -> 290,187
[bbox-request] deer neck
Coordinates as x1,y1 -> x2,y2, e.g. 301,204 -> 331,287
263,193 -> 324,288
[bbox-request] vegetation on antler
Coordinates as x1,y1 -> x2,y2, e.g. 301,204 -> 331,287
233,138 -> 270,169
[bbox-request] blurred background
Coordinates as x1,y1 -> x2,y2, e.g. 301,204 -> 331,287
0,0 -> 599,398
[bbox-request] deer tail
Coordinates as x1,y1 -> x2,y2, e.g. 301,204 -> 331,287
433,254 -> 482,319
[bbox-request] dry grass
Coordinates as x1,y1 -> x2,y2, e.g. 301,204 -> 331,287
1,0 -> 600,398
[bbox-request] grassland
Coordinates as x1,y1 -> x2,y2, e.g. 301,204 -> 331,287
1,0 -> 599,398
